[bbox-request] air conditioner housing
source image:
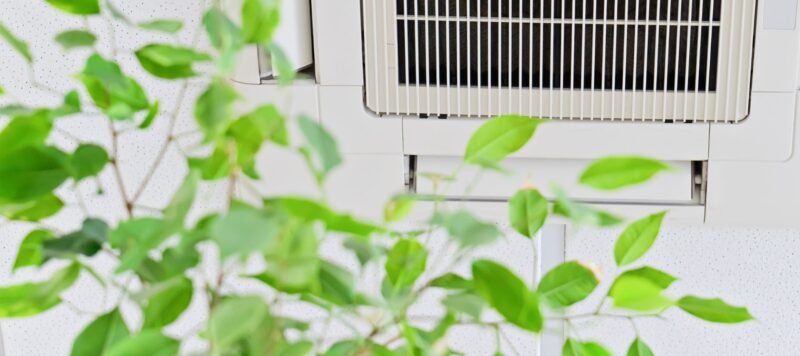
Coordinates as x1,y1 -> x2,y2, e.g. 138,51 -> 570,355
232,0 -> 800,227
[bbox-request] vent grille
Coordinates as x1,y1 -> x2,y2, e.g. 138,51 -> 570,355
363,0 -> 757,122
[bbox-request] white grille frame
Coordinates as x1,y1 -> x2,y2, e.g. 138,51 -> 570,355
362,0 -> 757,123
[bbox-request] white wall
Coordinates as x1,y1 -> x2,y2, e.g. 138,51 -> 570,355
2,1 -> 800,356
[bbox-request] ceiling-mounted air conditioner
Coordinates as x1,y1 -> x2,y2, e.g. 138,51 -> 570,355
364,0 -> 755,123
233,0 -> 800,227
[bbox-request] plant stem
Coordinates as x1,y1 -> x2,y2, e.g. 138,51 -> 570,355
107,120 -> 132,218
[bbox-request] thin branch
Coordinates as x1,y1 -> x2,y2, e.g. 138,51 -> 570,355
107,120 -> 133,218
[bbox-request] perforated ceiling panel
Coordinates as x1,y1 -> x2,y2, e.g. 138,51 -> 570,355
363,0 -> 757,122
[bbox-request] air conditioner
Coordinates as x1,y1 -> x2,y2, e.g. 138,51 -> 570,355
232,0 -> 800,227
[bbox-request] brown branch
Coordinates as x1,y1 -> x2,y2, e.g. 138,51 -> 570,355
107,120 -> 133,218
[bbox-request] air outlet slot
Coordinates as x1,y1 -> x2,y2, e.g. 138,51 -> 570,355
363,0 -> 757,122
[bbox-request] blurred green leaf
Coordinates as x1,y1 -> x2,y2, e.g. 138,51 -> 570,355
104,0 -> 130,23
464,115 -> 544,168
12,230 -> 54,271
614,211 -> 667,266
227,104 -> 288,178
472,260 -> 543,332
0,21 -> 32,62
385,239 -> 427,290
210,204 -> 280,258
626,338 -> 654,356
0,146 -> 71,202
105,330 -> 179,356
0,111 -> 52,156
162,170 -> 198,232
0,104 -> 33,117
431,210 -> 500,248
189,144 -> 230,180
110,217 -> 170,273
298,115 -> 342,185
615,266 -> 677,290
563,339 -> 612,356
580,156 -> 672,191
139,19 -> 183,33
343,235 -> 385,266
262,220 -> 319,291
78,54 -> 149,120
537,261 -> 599,308
677,296 -> 753,324
203,9 -> 242,73
55,30 -> 96,50
139,100 -> 159,129
70,144 -> 109,181
0,193 -> 64,222
266,43 -> 296,85
135,44 -> 211,79
266,197 -> 383,236
318,261 -> 357,306
0,262 -> 81,317
195,79 -> 238,140
54,90 -> 82,117
45,0 -> 100,15
242,0 -> 281,44
443,292 -> 484,319
430,273 -> 473,290
609,275 -> 673,312
384,195 -> 416,223
71,309 -> 130,356
42,218 -> 108,261
142,276 -> 193,329
509,188 -> 548,238
552,187 -> 622,227
210,296 -> 269,350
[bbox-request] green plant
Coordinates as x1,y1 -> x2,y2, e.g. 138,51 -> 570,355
0,1 -> 752,355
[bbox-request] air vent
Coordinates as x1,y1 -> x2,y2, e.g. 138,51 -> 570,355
363,0 -> 757,122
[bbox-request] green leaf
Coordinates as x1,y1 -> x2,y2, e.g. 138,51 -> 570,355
580,156 -> 672,191
135,44 -> 211,79
203,9 -> 243,73
55,90 -> 82,117
0,262 -> 81,317
464,115 -> 544,167
537,261 -> 599,308
210,296 -> 269,349
210,205 -> 280,258
677,296 -> 754,324
45,0 -> 100,15
616,266 -> 677,290
195,79 -> 238,140
13,230 -> 54,271
139,100 -> 159,129
266,43 -> 296,85
78,54 -> 149,120
563,339 -> 613,356
109,218 -> 169,273
431,210 -> 500,248
261,220 -> 320,291
626,338 -> 654,356
105,330 -> 179,356
266,197 -> 383,236
343,235 -> 385,266
138,19 -> 183,33
0,146 -> 71,202
0,194 -> 64,222
0,21 -> 32,62
318,261 -> 357,306
614,211 -> 667,266
552,187 -> 622,227
227,104 -> 289,178
0,111 -> 52,155
104,0 -> 131,23
430,273 -> 473,290
42,218 -> 109,261
162,170 -> 198,232
71,309 -> 130,356
609,275 -> 673,312
442,292 -> 484,319
242,0 -> 281,44
385,239 -> 427,289
55,30 -> 96,50
472,260 -> 543,332
70,144 -> 109,181
298,115 -> 342,184
142,277 -> 193,329
508,188 -> 548,238
384,195 -> 416,223
189,144 -> 230,181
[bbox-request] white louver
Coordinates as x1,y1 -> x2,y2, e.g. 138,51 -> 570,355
362,0 -> 757,122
